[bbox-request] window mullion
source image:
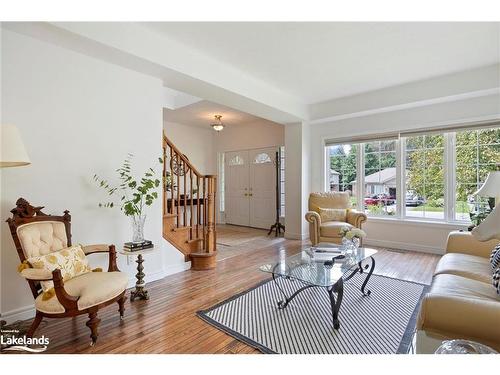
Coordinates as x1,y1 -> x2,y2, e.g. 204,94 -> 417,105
397,137 -> 405,219
358,143 -> 364,212
445,133 -> 456,222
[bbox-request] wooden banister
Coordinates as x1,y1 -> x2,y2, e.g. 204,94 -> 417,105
163,135 -> 204,177
162,133 -> 217,268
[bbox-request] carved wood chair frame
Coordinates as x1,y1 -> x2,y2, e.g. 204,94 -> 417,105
6,198 -> 126,345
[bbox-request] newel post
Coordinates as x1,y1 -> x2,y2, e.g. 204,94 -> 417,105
205,175 -> 217,253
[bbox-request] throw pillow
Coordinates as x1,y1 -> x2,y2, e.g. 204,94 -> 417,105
493,267 -> 500,295
472,205 -> 500,241
28,245 -> 91,293
491,244 -> 500,270
319,208 -> 347,223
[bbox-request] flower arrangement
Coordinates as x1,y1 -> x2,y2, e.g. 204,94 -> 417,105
339,227 -> 366,240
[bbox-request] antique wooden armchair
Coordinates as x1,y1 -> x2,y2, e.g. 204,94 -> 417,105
6,198 -> 128,346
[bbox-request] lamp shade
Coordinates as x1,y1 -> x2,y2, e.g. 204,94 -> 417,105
474,171 -> 500,197
1,124 -> 31,167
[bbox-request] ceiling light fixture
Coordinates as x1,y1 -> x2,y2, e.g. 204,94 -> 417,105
210,115 -> 225,132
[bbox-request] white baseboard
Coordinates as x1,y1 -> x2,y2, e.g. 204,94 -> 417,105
364,238 -> 445,255
126,261 -> 190,287
1,261 -> 192,325
1,305 -> 37,324
284,232 -> 309,240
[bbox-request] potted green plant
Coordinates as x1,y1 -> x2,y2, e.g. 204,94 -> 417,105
93,154 -> 162,242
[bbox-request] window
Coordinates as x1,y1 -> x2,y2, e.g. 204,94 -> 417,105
455,128 -> 500,221
324,124 -> 500,223
364,140 -> 397,216
327,143 -> 358,208
404,134 -> 445,220
253,153 -> 272,164
228,155 -> 244,166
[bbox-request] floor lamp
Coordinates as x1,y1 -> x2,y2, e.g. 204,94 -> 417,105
0,124 -> 31,331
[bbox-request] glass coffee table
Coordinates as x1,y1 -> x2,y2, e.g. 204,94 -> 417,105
260,244 -> 377,330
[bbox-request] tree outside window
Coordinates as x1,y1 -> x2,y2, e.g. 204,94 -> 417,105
328,144 -> 357,208
325,126 -> 499,222
405,134 -> 445,220
455,128 -> 500,221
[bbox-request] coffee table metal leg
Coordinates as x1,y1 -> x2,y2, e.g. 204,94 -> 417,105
272,271 -> 318,310
328,278 -> 343,330
277,283 -> 316,309
360,256 -> 375,296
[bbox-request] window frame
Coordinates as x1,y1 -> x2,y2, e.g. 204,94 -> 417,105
324,125 -> 499,225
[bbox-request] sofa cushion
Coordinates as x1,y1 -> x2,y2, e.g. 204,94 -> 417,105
35,271 -> 128,314
319,208 -> 347,223
434,253 -> 492,284
417,274 -> 500,350
309,192 -> 350,213
320,221 -> 353,238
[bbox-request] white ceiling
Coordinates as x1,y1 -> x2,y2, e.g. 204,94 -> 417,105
142,22 -> 500,104
163,100 -> 280,128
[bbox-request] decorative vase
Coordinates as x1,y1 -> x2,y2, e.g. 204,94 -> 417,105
341,236 -> 350,250
352,237 -> 360,250
131,214 -> 146,242
341,237 -> 354,255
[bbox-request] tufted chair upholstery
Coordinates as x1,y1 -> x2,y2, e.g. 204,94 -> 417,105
305,192 -> 367,246
17,221 -> 68,258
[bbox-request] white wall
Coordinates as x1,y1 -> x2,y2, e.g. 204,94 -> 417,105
163,120 -> 216,175
213,119 -> 284,153
284,122 -> 311,239
0,29 -> 188,323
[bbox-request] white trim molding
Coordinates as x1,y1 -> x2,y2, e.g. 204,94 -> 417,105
310,88 -> 500,125
364,238 -> 445,255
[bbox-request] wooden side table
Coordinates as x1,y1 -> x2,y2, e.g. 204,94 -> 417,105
120,247 -> 155,302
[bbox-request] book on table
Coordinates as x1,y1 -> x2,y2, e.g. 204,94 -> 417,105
124,240 -> 153,251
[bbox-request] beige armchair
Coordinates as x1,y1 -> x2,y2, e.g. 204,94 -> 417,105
6,198 -> 128,346
305,192 -> 367,246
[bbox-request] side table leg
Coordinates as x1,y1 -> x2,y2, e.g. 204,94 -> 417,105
130,254 -> 149,302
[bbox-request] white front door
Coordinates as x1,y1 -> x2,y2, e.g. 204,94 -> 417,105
249,148 -> 277,229
225,151 -> 250,226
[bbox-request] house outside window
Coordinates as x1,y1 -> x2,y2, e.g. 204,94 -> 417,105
363,140 -> 397,216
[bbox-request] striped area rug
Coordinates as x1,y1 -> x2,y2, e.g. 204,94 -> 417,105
197,274 -> 426,354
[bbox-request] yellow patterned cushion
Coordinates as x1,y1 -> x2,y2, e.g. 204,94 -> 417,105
319,208 -> 347,223
28,245 -> 91,292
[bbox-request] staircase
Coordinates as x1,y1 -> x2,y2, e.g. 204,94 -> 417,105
162,134 -> 217,270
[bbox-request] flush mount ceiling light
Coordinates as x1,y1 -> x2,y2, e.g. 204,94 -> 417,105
210,115 -> 225,132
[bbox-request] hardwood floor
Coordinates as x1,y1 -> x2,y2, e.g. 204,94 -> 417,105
26,227 -> 440,354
